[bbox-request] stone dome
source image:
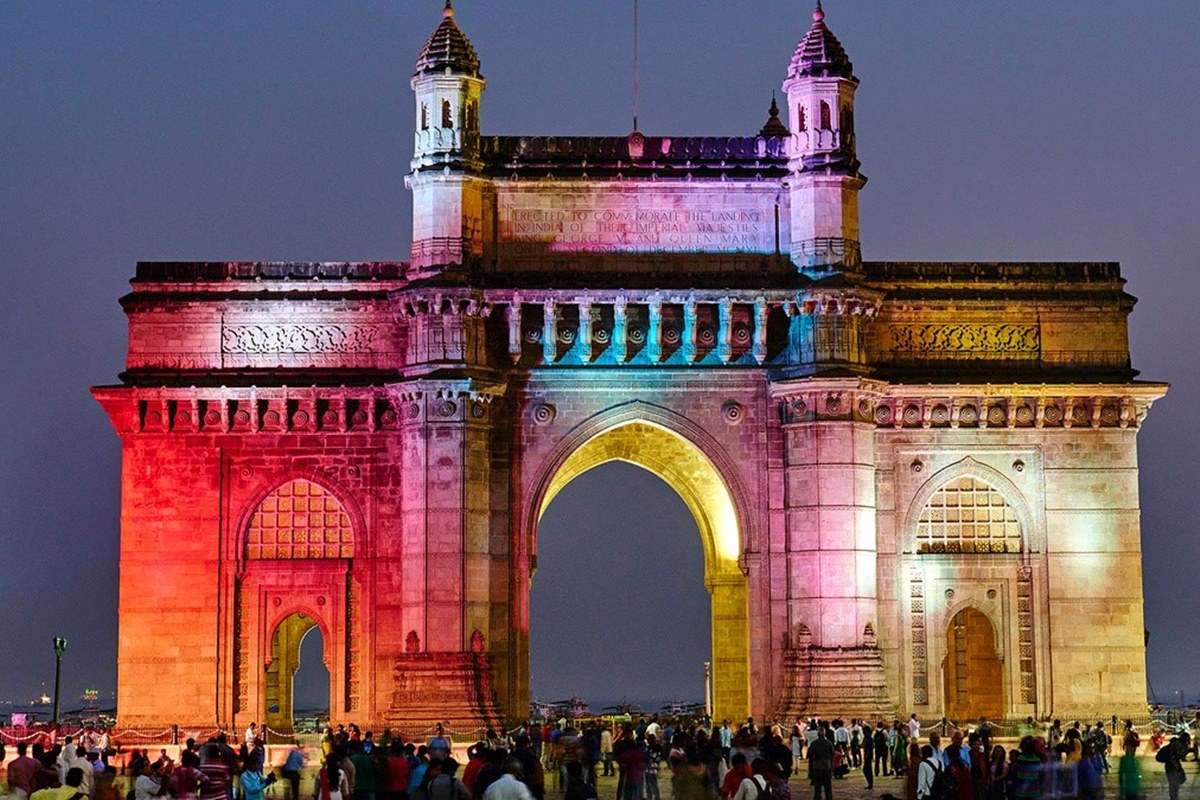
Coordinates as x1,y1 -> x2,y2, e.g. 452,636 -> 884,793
414,1 -> 482,78
786,2 -> 854,81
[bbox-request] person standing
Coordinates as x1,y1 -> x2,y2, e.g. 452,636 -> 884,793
424,758 -> 472,800
1117,740 -> 1142,800
643,735 -> 662,800
873,724 -> 889,778
281,746 -> 305,800
482,761 -> 534,800
601,728 -> 614,778
915,746 -> 939,800
861,723 -> 874,790
320,755 -> 351,800
807,728 -> 834,800
791,725 -> 805,769
1157,733 -> 1190,800
849,721 -> 862,768
719,722 -> 734,767
563,763 -> 596,800
8,742 -> 40,800
907,716 -> 921,744
350,742 -> 377,800
616,737 -> 647,800
731,760 -> 769,800
198,745 -> 231,800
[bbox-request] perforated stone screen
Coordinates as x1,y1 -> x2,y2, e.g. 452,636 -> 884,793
916,476 -> 1021,554
247,479 -> 353,559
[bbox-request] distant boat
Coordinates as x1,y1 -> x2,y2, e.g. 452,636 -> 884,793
660,699 -> 705,716
533,696 -> 592,720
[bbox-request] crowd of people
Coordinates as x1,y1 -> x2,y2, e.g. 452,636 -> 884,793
4,712 -> 1200,800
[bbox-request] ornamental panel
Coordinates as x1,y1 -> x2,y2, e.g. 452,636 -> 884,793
247,479 -> 354,560
916,476 -> 1022,554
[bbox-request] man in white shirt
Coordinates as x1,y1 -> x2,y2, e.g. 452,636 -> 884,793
645,717 -> 662,742
244,722 -> 257,747
834,721 -> 850,753
916,745 -> 940,800
483,761 -> 534,800
908,714 -> 921,741
731,767 -> 769,800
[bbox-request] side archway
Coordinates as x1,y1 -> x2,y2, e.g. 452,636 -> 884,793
528,406 -> 751,720
943,606 -> 1003,722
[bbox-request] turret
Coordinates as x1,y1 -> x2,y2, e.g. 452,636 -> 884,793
782,2 -> 864,279
407,1 -> 486,278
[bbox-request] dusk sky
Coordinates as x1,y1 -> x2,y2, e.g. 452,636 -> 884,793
2,1 -> 1198,711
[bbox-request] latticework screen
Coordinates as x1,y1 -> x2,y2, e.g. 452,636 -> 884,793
916,476 -> 1021,554
247,479 -> 353,559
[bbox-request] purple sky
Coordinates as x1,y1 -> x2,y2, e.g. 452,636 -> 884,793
2,1 -> 1198,711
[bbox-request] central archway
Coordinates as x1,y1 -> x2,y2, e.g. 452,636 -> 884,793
534,418 -> 750,720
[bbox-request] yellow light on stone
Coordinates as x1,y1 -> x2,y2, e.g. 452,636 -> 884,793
538,419 -> 749,718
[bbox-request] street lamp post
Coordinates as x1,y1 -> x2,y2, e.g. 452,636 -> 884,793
703,661 -> 712,719
52,637 -> 68,725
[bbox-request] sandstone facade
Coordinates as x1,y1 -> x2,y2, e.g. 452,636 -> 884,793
95,4 -> 1165,734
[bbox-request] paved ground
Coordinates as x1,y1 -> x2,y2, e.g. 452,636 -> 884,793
570,758 -> 1200,800
65,755 -> 1200,800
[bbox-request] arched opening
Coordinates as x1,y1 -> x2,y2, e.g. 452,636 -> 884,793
943,607 -> 1003,721
293,625 -> 330,732
264,613 -> 330,736
819,100 -> 833,130
534,462 -> 710,710
442,99 -> 453,128
533,420 -> 750,720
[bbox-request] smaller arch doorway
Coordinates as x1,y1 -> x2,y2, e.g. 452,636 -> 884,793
264,613 -> 330,736
943,607 -> 1003,721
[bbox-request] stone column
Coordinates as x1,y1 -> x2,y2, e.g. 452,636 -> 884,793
506,301 -> 522,363
542,301 -> 557,364
718,298 -> 734,363
390,380 -> 503,734
578,300 -> 593,362
753,297 -> 769,365
771,378 -> 888,718
613,297 -> 628,363
682,297 -> 698,363
647,296 -> 663,363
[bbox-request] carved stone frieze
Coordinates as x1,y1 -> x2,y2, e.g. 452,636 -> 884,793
222,323 -> 381,354
889,323 -> 1039,355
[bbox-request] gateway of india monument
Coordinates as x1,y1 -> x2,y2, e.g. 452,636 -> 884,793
94,2 -> 1166,735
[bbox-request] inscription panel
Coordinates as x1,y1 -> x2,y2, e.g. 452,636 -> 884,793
492,185 -> 788,266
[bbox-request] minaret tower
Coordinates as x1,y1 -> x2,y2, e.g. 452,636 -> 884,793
407,1 -> 486,278
782,2 -> 865,278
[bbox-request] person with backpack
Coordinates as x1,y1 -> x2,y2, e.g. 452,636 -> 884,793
731,759 -> 770,800
1157,733 -> 1189,800
915,745 -> 941,800
763,760 -> 791,800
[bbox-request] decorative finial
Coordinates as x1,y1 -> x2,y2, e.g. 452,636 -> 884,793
813,0 -> 825,23
443,0 -> 455,19
769,95 -> 780,117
